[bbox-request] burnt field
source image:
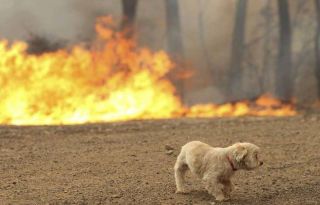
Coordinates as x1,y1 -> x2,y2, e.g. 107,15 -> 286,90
1,115 -> 320,205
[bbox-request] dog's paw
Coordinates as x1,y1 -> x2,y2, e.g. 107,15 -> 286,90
175,189 -> 189,194
215,195 -> 229,202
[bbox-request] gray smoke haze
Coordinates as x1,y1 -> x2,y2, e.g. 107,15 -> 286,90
0,0 -> 120,42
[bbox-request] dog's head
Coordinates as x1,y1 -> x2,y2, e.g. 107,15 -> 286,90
231,142 -> 263,170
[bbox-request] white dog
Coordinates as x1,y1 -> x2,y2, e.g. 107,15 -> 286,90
174,141 -> 263,201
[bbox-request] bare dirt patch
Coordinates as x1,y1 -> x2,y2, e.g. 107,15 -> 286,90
1,115 -> 320,205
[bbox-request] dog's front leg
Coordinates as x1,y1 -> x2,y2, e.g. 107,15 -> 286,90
203,174 -> 227,201
222,179 -> 234,199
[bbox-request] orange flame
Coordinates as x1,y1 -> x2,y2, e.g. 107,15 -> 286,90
186,94 -> 296,118
0,17 -> 296,125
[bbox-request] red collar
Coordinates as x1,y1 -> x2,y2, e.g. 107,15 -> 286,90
227,155 -> 237,171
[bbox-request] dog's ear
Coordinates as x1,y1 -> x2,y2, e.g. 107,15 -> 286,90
233,144 -> 247,162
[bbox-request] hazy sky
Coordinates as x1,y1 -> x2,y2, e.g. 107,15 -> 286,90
0,0 -> 120,42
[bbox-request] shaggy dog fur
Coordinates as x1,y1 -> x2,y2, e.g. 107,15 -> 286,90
174,141 -> 263,201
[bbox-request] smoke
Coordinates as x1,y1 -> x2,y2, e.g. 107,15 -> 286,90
135,1 -> 236,104
0,0 -> 120,43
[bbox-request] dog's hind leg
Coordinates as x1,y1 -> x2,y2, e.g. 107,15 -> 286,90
174,153 -> 189,194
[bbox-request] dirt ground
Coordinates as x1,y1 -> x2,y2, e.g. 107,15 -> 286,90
1,115 -> 320,205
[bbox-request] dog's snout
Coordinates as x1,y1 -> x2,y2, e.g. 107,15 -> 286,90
260,161 -> 263,166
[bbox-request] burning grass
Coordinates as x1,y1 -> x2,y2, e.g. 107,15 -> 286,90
0,17 -> 296,125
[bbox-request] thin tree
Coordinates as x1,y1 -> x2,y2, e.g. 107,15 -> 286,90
121,0 -> 138,38
228,0 -> 248,100
261,0 -> 273,93
165,0 -> 184,100
315,0 -> 320,98
165,0 -> 184,57
276,0 -> 293,101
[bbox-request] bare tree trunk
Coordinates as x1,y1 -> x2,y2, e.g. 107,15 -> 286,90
276,0 -> 293,101
228,0 -> 247,100
315,0 -> 320,98
165,0 -> 184,101
198,0 -> 213,74
121,0 -> 138,37
261,0 -> 272,93
165,0 -> 184,57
